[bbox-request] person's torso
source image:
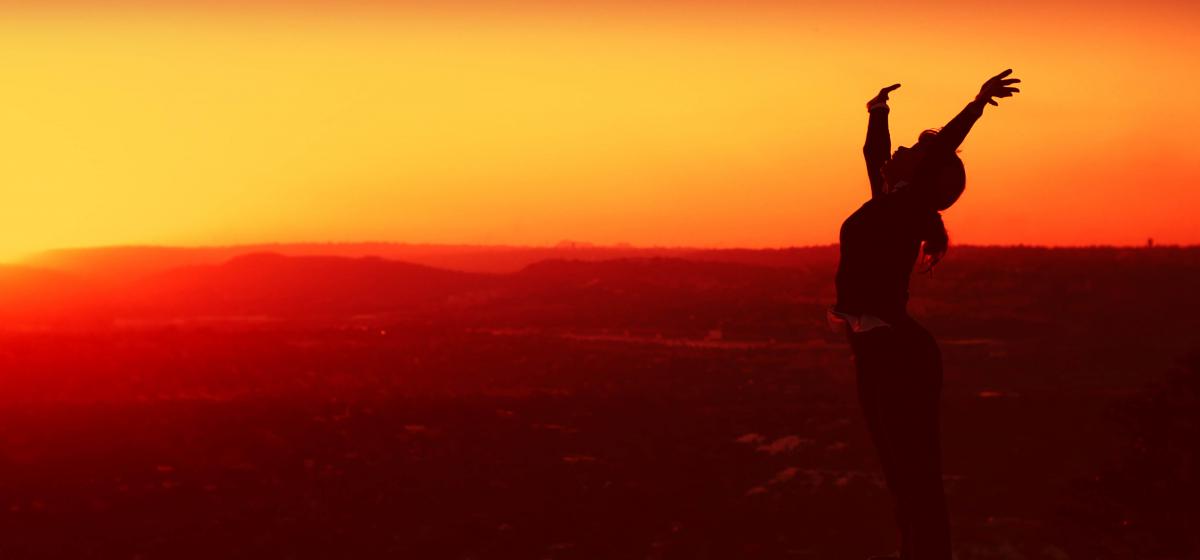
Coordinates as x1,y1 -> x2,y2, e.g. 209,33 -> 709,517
834,195 -> 926,322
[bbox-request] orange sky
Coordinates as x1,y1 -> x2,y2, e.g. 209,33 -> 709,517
0,2 -> 1197,260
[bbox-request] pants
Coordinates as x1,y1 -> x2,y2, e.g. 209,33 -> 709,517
848,317 -> 951,560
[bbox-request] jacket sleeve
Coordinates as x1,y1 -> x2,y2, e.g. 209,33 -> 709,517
862,106 -> 891,198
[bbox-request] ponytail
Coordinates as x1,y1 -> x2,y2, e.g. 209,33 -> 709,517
920,211 -> 949,272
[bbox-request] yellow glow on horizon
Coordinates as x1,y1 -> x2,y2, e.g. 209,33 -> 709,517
0,6 -> 1197,261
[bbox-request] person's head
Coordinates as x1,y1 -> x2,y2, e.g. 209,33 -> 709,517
882,129 -> 966,211
882,129 -> 965,271
923,150 -> 966,211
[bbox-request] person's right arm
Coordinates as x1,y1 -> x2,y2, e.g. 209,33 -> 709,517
863,84 -> 900,198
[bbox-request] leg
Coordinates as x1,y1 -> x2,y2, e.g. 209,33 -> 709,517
851,324 -> 951,560
850,328 -> 912,554
888,323 -> 950,560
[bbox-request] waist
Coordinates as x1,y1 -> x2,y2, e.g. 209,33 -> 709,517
832,299 -> 908,325
827,305 -> 918,334
834,275 -> 910,321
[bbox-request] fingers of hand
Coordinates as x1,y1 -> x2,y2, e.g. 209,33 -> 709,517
993,86 -> 1020,97
883,83 -> 901,93
983,84 -> 1020,100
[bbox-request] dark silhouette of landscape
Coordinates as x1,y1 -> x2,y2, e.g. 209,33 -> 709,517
1,244 -> 1197,558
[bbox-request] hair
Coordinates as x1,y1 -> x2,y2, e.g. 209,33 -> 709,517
920,211 -> 949,272
912,134 -> 965,271
930,152 -> 966,211
910,128 -> 967,211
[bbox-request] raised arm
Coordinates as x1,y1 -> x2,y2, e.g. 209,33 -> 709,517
921,69 -> 1021,157
863,84 -> 900,198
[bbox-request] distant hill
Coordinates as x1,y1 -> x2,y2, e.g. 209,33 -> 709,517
23,243 -> 705,279
24,242 -> 846,279
120,253 -> 496,317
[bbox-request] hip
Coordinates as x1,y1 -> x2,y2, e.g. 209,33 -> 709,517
846,315 -> 941,369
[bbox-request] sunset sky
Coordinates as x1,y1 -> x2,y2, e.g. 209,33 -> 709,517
0,1 -> 1197,260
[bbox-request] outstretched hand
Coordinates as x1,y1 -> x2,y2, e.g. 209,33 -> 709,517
866,84 -> 900,109
976,69 -> 1021,106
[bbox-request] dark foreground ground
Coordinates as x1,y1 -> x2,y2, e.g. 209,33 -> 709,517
0,246 -> 1197,559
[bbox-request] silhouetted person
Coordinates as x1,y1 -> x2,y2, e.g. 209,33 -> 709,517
830,70 -> 1020,559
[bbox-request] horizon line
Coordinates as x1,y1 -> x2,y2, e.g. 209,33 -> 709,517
12,239 -> 1193,260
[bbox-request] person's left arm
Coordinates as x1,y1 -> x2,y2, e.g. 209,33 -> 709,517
922,69 -> 1021,156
